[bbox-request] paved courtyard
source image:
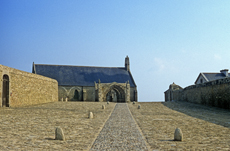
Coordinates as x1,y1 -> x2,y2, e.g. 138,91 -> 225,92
0,101 -> 229,150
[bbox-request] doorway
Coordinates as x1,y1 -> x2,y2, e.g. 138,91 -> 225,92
74,90 -> 79,101
105,85 -> 125,103
2,74 -> 9,107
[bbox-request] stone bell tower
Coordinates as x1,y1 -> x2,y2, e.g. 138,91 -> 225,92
125,56 -> 130,71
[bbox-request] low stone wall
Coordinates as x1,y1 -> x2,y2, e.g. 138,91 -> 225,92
165,78 -> 230,109
0,65 -> 58,107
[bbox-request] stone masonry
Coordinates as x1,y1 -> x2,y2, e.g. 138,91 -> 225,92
0,65 -> 58,107
95,81 -> 131,102
165,78 -> 230,109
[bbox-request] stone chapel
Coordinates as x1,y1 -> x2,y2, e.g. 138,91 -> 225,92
32,56 -> 137,102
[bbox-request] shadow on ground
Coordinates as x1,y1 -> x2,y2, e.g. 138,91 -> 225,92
162,101 -> 230,128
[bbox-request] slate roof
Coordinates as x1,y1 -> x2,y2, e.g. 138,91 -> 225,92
195,72 -> 227,84
33,64 -> 136,87
203,73 -> 227,81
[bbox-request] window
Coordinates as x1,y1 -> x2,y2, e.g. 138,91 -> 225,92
200,79 -> 203,83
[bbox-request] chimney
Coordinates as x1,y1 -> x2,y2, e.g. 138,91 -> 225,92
125,56 -> 130,71
220,69 -> 229,77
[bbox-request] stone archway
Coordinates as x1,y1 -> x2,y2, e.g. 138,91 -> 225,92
2,74 -> 9,107
104,85 -> 125,102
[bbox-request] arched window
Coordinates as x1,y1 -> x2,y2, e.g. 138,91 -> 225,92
74,90 -> 79,101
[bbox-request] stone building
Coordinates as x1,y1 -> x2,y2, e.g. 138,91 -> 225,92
195,69 -> 229,84
164,82 -> 183,102
33,56 -> 137,102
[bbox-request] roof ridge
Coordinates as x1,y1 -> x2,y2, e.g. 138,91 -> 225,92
35,64 -> 125,69
202,72 -> 221,74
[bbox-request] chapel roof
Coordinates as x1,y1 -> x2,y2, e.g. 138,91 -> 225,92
33,64 -> 136,87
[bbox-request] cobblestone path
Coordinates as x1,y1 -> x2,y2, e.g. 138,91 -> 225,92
90,103 -> 149,151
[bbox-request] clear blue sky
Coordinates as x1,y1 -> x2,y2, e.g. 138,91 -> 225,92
1,1 -> 230,102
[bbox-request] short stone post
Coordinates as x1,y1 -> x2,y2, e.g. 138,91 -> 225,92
174,128 -> 183,141
133,101 -> 135,104
55,127 -> 65,141
61,98 -> 63,102
138,105 -> 141,109
102,105 -> 105,109
65,97 -> 68,102
89,112 -> 93,119
107,101 -> 109,104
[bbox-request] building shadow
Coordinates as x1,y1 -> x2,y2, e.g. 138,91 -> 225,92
162,101 -> 230,128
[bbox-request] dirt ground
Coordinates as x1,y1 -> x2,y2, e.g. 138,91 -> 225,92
128,101 -> 230,150
1,101 -> 230,150
0,102 -> 115,150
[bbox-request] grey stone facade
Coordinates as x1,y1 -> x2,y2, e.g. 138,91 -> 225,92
34,56 -> 137,102
58,78 -> 137,102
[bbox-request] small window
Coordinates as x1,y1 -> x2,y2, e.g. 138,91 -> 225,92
200,79 -> 203,83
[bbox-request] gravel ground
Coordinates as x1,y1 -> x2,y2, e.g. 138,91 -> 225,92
90,103 -> 149,151
1,101 -> 229,150
128,101 -> 230,150
0,102 -> 115,150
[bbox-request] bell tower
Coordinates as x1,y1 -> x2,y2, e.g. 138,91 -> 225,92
125,56 -> 130,71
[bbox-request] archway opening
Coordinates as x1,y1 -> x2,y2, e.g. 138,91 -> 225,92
73,90 -> 79,101
105,85 -> 125,103
2,74 -> 9,107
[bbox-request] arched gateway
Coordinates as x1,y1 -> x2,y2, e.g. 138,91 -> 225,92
95,82 -> 130,103
105,85 -> 125,102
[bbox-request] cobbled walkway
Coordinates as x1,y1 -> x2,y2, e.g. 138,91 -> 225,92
90,103 -> 149,151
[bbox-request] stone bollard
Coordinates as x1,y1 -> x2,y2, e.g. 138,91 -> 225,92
61,98 -> 63,102
107,101 -> 109,104
89,112 -> 93,119
174,128 -> 183,141
65,97 -> 68,102
102,105 -> 105,109
138,105 -> 141,109
55,127 -> 65,141
133,101 -> 135,104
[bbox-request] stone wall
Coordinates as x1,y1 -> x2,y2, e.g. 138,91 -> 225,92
0,65 -> 58,107
58,86 -> 96,101
130,87 -> 138,102
59,81 -> 138,102
165,78 -> 230,109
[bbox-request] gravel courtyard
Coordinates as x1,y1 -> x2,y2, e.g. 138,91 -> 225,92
0,102 -> 115,150
0,101 -> 229,150
128,101 -> 230,150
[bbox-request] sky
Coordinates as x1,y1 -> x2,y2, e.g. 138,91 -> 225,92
1,1 -> 230,102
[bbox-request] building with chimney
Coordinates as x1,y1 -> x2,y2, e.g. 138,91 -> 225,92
195,69 -> 229,84
32,56 -> 137,102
